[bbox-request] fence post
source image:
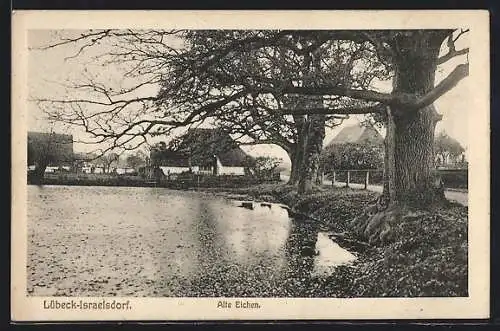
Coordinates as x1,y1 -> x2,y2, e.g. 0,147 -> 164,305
346,170 -> 350,188
364,170 -> 370,190
332,171 -> 336,186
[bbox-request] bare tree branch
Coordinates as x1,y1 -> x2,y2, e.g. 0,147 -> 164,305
437,47 -> 469,65
412,63 -> 469,110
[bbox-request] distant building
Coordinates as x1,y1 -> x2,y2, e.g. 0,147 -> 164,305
151,128 -> 253,176
154,150 -> 197,176
326,124 -> 384,146
113,168 -> 137,175
212,147 -> 251,176
434,132 -> 467,169
321,124 -> 384,171
324,125 -> 467,170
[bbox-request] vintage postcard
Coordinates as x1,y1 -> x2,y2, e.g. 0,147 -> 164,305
11,10 -> 490,321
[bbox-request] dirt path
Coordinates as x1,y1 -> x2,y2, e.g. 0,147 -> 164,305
326,181 -> 468,206
279,175 -> 467,206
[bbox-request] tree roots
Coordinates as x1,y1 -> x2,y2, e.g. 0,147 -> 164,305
352,196 -> 429,245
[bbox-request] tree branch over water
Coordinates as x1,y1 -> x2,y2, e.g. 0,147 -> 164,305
33,28 -> 468,157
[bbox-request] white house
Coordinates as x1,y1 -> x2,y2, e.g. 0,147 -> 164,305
114,167 -> 138,175
213,150 -> 248,176
151,128 -> 252,176
152,150 -> 196,176
159,166 -> 200,175
44,166 -> 71,173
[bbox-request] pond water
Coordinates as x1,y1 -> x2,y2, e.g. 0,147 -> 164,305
27,185 -> 356,297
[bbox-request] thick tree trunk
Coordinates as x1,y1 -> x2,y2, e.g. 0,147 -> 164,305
354,31 -> 449,244
288,115 -> 306,185
297,50 -> 326,194
382,106 -> 396,203
390,32 -> 446,206
31,161 -> 47,185
298,113 -> 326,194
381,106 -> 397,207
392,104 -> 444,206
288,149 -> 299,185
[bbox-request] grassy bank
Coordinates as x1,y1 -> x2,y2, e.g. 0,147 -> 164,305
30,173 -> 279,189
211,183 -> 468,297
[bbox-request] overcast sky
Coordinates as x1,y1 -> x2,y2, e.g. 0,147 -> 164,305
27,29 -> 470,163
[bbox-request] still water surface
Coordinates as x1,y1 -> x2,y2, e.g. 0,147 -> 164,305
27,185 -> 355,297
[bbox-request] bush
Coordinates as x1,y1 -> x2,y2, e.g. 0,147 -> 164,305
437,169 -> 467,189
191,174 -> 279,188
321,142 -> 384,175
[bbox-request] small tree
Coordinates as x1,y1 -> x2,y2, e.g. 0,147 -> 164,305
27,132 -> 73,183
434,132 -> 465,167
97,152 -> 119,173
126,152 -> 146,170
251,156 -> 283,179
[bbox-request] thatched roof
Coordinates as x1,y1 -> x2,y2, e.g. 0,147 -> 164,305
157,128 -> 252,167
326,124 -> 383,147
217,147 -> 251,167
154,150 -> 191,167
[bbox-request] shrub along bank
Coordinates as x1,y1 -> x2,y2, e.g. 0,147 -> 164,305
220,184 -> 468,297
29,173 -> 279,189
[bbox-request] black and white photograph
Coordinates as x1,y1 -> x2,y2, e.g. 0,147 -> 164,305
11,10 -> 490,321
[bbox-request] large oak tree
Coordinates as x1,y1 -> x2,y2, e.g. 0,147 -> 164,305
34,28 -> 469,242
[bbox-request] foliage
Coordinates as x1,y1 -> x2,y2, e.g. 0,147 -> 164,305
177,129 -> 239,166
96,152 -> 119,172
150,128 -> 244,167
334,170 -> 384,185
126,152 -> 146,170
250,156 -> 283,178
35,29 -> 388,157
437,169 -> 468,189
35,29 -> 469,157
320,142 -> 384,173
27,132 -> 73,167
35,29 -> 469,199
434,131 -> 465,166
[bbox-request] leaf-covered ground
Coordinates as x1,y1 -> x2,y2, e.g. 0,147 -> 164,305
216,184 -> 468,297
28,184 -> 467,297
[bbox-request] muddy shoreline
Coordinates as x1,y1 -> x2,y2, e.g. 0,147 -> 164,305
28,183 -> 468,297
196,184 -> 468,297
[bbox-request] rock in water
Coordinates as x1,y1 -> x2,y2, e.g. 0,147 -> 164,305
240,202 -> 254,210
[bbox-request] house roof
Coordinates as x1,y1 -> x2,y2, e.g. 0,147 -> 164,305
157,128 -> 252,167
326,124 -> 383,146
217,148 -> 251,167
154,150 -> 191,167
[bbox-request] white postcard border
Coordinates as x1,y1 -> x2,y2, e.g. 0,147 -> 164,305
11,10 -> 490,321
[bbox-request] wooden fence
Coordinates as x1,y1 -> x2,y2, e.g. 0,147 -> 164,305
327,168 -> 467,190
329,169 -> 383,190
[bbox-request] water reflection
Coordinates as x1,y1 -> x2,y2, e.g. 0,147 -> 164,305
311,232 -> 357,277
27,185 -> 355,297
